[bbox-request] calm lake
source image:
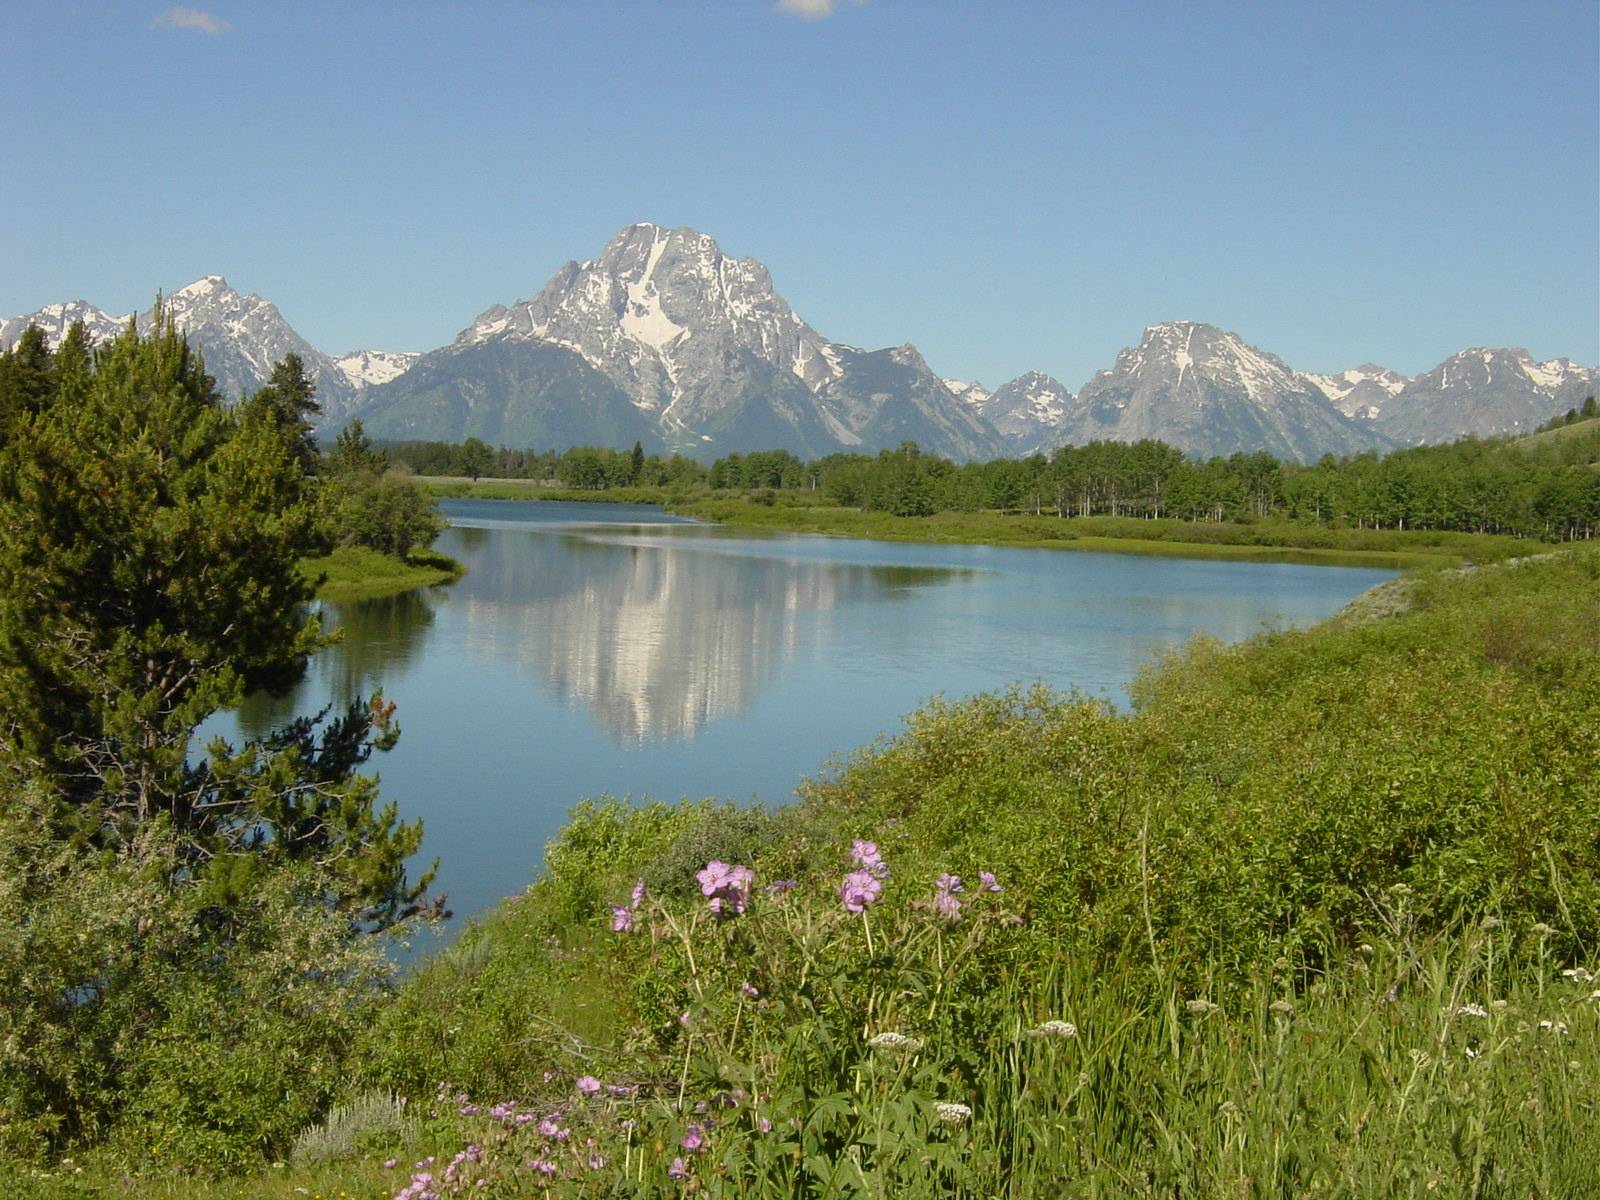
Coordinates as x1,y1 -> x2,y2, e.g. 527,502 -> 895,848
230,499 -> 1397,928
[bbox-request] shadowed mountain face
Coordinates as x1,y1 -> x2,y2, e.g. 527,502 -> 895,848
352,224 -> 1008,461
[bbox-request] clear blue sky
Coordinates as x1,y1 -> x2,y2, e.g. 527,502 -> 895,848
4,1 -> 1596,390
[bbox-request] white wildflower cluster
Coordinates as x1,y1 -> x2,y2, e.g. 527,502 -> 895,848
932,1102 -> 972,1125
1560,967 -> 1595,984
1269,1000 -> 1295,1016
867,1031 -> 924,1054
1024,1020 -> 1078,1040
1185,999 -> 1220,1016
1539,1020 -> 1570,1036
1453,1004 -> 1489,1019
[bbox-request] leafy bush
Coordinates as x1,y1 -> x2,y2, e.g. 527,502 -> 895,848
0,790 -> 396,1169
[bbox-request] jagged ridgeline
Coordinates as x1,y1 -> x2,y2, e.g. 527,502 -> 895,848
3,224 -> 1595,460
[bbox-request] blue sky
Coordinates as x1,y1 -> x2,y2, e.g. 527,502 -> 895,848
3,1 -> 1596,389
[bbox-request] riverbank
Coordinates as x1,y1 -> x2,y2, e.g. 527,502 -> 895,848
300,546 -> 465,602
417,477 -> 1537,569
30,545 -> 1598,1197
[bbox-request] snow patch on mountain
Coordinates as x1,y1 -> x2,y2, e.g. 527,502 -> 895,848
333,349 -> 421,389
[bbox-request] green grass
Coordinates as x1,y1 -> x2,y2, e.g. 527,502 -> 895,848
299,546 -> 465,602
1515,414 -> 1600,448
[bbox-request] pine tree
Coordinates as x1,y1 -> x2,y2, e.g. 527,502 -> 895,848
243,351 -> 322,472
0,310 -> 429,928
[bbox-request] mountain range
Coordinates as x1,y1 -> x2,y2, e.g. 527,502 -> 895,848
3,223 -> 1594,462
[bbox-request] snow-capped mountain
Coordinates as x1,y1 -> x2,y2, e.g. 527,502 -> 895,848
7,241 -> 1594,461
1373,348 -> 1599,445
0,278 -> 412,429
333,349 -> 421,389
943,378 -> 992,410
1060,322 -> 1388,461
0,300 -> 131,350
978,371 -> 1075,453
1301,364 -> 1411,423
142,276 -> 367,424
356,223 -> 1006,459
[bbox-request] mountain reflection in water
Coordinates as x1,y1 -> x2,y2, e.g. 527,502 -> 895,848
241,512 -> 970,744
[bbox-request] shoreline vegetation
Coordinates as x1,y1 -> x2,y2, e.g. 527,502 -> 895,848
301,545 -> 466,602
18,543 -> 1597,1197
421,476 -> 1532,570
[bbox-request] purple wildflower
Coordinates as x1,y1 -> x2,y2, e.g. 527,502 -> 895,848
840,869 -> 883,913
740,980 -> 760,999
538,1116 -> 570,1140
668,1156 -> 689,1179
682,1123 -> 706,1151
766,878 -> 798,895
979,870 -> 1003,893
610,905 -> 633,933
576,1074 -> 601,1095
697,860 -> 755,916
934,872 -> 965,922
383,1158 -> 398,1169
851,839 -> 890,879
527,1158 -> 558,1176
758,1116 -> 773,1133
631,878 -> 647,908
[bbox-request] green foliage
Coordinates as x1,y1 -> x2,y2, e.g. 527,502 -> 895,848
0,789 -> 395,1169
330,473 -> 446,558
0,316 -> 434,1168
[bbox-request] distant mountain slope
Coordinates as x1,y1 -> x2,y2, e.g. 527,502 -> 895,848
1374,348 -> 1598,444
354,338 -> 660,449
978,371 -> 1075,453
1059,322 -> 1388,462
1301,364 -> 1411,422
0,300 -> 130,348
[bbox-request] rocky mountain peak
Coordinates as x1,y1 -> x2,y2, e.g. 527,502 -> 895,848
0,299 -> 131,349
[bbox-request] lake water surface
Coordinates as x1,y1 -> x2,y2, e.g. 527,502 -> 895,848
232,500 -> 1396,926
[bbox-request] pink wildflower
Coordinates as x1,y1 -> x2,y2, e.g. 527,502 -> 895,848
610,905 -> 633,933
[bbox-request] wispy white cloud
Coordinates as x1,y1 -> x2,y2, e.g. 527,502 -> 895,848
775,0 -> 866,20
152,6 -> 233,35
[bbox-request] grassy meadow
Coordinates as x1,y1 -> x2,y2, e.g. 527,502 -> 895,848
16,544 -> 1596,1197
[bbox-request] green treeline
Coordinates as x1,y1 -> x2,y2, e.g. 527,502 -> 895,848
390,414 -> 1600,542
